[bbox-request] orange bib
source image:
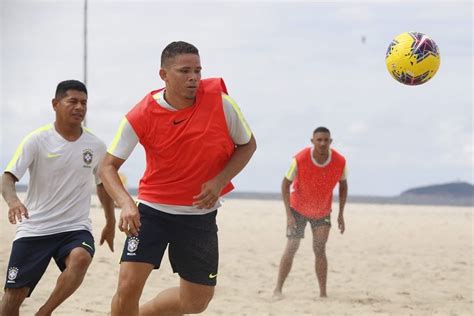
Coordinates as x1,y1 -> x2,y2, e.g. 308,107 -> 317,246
126,78 -> 235,205
290,148 -> 345,219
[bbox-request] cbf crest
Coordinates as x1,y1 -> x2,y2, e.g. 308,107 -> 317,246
7,267 -> 19,283
82,149 -> 93,168
127,237 -> 140,255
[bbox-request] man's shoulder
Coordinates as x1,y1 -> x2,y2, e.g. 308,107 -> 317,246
294,147 -> 311,158
21,123 -> 55,143
82,128 -> 106,148
331,148 -> 346,161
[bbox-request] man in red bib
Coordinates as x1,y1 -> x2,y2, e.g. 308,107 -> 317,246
273,127 -> 347,299
100,41 -> 256,316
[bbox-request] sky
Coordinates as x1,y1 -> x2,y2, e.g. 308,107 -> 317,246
1,0 -> 472,196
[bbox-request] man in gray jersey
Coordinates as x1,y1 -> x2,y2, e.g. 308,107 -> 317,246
1,80 -> 116,316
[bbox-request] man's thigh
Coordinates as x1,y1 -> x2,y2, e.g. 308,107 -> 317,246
53,230 -> 95,271
168,211 -> 219,286
120,203 -> 170,268
311,224 -> 330,247
4,235 -> 58,296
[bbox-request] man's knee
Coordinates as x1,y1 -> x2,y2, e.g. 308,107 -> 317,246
285,239 -> 301,255
181,292 -> 213,314
67,248 -> 92,272
313,242 -> 326,257
2,287 -> 29,310
114,270 -> 145,304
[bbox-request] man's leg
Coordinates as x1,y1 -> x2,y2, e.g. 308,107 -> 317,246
139,277 -> 214,316
273,238 -> 301,299
111,262 -> 154,316
0,288 -> 29,316
35,247 -> 92,316
312,225 -> 330,297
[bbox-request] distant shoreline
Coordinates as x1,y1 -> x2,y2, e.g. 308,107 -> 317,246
224,191 -> 473,207
13,185 -> 473,207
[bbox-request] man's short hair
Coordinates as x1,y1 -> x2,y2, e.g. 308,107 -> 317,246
313,126 -> 331,135
161,41 -> 199,67
55,80 -> 87,99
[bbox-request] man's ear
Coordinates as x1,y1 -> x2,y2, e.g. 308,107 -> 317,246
159,68 -> 167,81
52,98 -> 58,111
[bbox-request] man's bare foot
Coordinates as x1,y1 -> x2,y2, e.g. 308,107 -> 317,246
320,293 -> 328,298
272,290 -> 285,301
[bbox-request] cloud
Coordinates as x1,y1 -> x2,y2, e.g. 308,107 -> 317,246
1,1 -> 472,195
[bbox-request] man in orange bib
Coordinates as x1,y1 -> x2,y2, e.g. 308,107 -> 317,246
273,127 -> 347,299
100,41 -> 256,316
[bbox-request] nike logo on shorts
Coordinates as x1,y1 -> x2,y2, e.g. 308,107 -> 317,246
208,273 -> 218,279
82,241 -> 94,250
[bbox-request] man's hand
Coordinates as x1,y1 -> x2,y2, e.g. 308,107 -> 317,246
286,212 -> 297,234
118,202 -> 141,237
193,178 -> 225,209
7,199 -> 28,224
100,222 -> 116,251
338,213 -> 345,234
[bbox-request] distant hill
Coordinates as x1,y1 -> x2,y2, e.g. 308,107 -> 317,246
401,182 -> 474,198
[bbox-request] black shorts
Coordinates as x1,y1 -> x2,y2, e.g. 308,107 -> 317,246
4,230 -> 95,296
287,208 -> 331,239
121,203 -> 219,286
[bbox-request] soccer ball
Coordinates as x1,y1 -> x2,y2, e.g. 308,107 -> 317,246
385,32 -> 440,85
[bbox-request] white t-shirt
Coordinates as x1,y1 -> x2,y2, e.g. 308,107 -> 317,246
4,124 -> 106,240
285,147 -> 348,182
108,91 -> 253,215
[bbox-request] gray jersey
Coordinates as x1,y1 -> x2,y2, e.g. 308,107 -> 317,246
5,124 -> 106,240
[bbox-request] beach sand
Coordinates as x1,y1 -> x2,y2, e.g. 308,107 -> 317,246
0,195 -> 472,315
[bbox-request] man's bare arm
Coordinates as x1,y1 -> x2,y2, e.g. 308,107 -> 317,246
97,183 -> 116,251
337,179 -> 348,234
2,172 -> 28,224
99,153 -> 139,237
193,135 -> 257,208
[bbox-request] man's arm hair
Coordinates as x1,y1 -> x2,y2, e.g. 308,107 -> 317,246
2,172 -> 20,206
96,183 -> 116,224
338,179 -> 348,214
213,135 -> 257,187
281,177 -> 292,217
99,153 -> 135,208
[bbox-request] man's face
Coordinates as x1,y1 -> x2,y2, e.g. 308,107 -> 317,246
160,53 -> 202,100
52,90 -> 87,125
311,132 -> 332,155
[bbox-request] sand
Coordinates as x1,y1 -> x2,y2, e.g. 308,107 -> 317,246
0,195 -> 472,315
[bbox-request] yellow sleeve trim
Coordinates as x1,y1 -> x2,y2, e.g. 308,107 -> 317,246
222,94 -> 252,138
285,158 -> 297,180
5,124 -> 53,171
108,117 -> 128,154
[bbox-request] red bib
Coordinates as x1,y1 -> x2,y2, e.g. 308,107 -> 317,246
126,78 -> 235,205
290,148 -> 345,219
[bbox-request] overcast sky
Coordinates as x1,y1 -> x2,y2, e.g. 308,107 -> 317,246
1,0 -> 472,196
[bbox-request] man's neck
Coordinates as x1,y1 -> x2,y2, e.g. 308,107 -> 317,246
54,121 -> 82,141
313,149 -> 330,165
163,90 -> 194,110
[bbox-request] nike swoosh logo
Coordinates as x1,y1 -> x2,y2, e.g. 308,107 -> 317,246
82,242 -> 94,250
173,119 -> 187,125
208,273 -> 218,279
47,153 -> 61,158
